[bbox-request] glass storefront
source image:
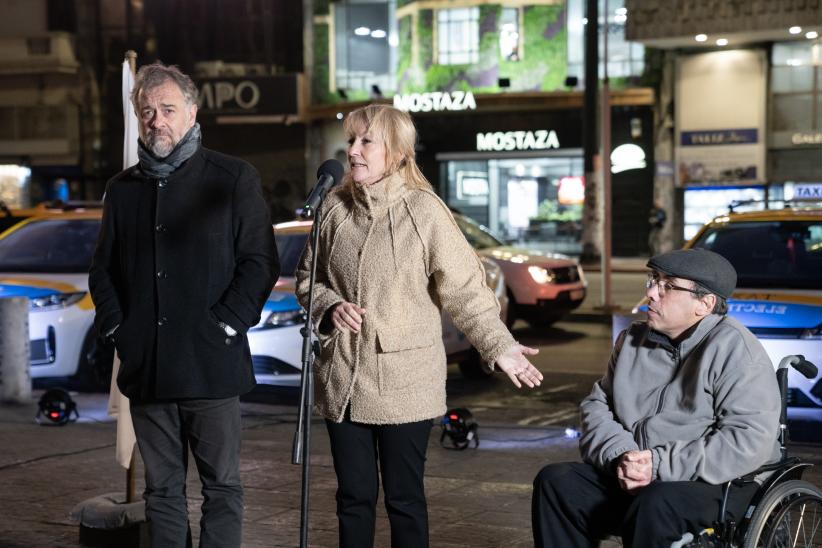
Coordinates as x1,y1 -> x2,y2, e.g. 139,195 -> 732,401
0,165 -> 31,209
439,153 -> 584,255
333,0 -> 397,98
682,184 -> 790,241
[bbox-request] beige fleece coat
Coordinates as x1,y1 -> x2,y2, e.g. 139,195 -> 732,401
295,173 -> 516,424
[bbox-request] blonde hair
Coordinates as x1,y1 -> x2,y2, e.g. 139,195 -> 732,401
342,104 -> 431,191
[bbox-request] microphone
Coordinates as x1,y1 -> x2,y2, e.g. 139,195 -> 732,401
301,159 -> 344,219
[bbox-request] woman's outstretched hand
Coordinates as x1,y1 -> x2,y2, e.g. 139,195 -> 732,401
495,344 -> 542,388
331,301 -> 366,333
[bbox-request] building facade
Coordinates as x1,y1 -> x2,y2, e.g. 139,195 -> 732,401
627,0 -> 822,243
307,0 -> 655,257
0,0 -> 307,223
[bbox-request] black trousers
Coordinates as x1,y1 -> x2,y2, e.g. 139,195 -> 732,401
532,461 -> 759,548
130,397 -> 243,548
325,413 -> 433,548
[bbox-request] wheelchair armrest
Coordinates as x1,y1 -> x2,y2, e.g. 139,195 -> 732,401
736,457 -> 801,483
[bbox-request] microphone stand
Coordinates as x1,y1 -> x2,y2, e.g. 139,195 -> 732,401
292,204 -> 323,548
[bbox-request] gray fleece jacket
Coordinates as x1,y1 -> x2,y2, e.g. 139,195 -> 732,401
580,314 -> 780,484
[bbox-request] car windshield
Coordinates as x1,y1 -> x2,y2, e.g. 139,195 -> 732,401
0,219 -> 101,273
275,231 -> 309,277
692,220 -> 822,289
453,215 -> 504,249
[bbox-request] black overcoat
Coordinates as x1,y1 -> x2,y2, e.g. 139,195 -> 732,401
89,147 -> 279,401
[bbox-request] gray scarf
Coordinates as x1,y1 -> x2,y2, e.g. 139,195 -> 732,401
137,123 -> 202,178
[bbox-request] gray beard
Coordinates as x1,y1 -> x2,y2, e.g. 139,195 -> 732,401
146,134 -> 175,158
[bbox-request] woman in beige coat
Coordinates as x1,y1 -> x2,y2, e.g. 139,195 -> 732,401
295,104 -> 542,548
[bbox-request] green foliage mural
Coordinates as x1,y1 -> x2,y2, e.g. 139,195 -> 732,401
418,11 -> 434,72
397,16 -> 412,88
312,23 -> 337,105
499,6 -> 567,92
313,3 -> 573,103
314,0 -> 330,16
396,4 -> 568,95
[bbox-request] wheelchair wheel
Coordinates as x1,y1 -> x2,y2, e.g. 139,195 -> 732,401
742,479 -> 822,548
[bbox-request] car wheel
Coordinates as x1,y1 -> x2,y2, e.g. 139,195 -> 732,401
505,289 -> 517,328
72,330 -> 115,392
458,348 -> 493,380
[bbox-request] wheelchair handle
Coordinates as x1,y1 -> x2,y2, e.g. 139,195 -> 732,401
777,354 -> 818,380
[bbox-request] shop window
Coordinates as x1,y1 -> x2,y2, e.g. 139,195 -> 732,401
499,7 -> 520,61
334,0 -> 395,97
18,106 -> 66,140
772,94 -> 813,131
437,7 -> 479,65
566,0 -> 644,85
0,108 -> 14,140
770,42 -> 822,134
26,37 -> 51,55
442,156 -> 583,253
771,65 -> 813,93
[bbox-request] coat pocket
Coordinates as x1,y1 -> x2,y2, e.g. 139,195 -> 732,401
376,325 -> 437,394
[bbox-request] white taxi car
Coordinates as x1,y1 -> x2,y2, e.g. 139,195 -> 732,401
246,220 -> 510,385
0,210 -> 310,391
452,213 -> 587,327
0,211 -> 112,390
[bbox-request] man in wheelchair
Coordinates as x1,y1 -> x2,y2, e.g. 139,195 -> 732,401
532,249 -> 781,548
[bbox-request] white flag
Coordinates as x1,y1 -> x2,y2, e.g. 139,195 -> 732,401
106,56 -> 140,469
107,352 -> 136,469
122,59 -> 139,168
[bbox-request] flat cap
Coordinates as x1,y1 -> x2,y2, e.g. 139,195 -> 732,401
647,248 -> 737,299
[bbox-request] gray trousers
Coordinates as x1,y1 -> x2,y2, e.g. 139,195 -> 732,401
130,397 -> 243,548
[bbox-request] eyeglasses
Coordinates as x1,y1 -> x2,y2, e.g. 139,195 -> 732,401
645,275 -> 702,297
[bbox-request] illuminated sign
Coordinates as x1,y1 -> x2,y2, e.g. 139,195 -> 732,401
610,143 -> 646,173
680,129 -> 758,146
195,75 -> 300,124
558,176 -> 585,205
199,80 -> 261,110
456,171 -> 489,199
791,132 -> 822,145
393,91 -> 477,112
475,130 -> 560,152
792,183 -> 822,199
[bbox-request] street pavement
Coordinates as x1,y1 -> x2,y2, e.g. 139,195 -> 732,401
1,264 -> 819,547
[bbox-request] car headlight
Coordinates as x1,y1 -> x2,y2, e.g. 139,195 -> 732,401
528,266 -> 555,284
481,258 -> 502,292
800,323 -> 822,340
29,291 -> 86,311
262,308 -> 307,328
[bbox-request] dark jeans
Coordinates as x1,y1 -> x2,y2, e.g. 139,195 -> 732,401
325,413 -> 433,548
532,461 -> 759,548
130,397 -> 243,548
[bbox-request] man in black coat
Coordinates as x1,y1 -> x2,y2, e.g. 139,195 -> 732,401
89,62 -> 279,548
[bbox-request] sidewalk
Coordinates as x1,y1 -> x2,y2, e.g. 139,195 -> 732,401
0,390 -> 581,548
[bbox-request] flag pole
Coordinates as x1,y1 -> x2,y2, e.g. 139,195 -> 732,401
126,50 -> 137,75
122,50 -> 138,503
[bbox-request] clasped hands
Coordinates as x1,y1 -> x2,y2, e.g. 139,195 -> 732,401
330,301 -> 542,389
615,449 -> 653,493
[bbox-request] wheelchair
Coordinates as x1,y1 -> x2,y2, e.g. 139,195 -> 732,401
677,355 -> 822,548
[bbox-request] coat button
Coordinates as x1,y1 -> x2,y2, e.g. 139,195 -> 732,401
155,224 -> 166,233
156,270 -> 167,279
158,179 -> 167,188
157,316 -> 168,326
224,338 -> 232,345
